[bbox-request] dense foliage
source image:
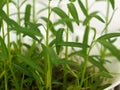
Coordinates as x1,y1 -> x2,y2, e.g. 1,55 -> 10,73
0,0 -> 119,90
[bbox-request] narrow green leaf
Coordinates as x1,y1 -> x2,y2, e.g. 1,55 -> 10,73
98,40 -> 120,60
24,4 -> 31,27
12,63 -> 32,76
41,43 -> 48,55
52,7 -> 73,32
49,39 -> 56,47
0,0 -> 5,10
58,42 -> 89,48
53,18 -> 73,26
41,44 -> 75,67
55,28 -> 64,55
27,41 -> 37,57
26,22 -> 43,37
109,0 -> 115,9
78,0 -> 88,16
41,43 -> 58,66
69,51 -> 108,71
82,26 -> 89,53
69,0 -> 76,2
98,84 -> 111,90
30,68 -> 44,89
0,10 -> 42,42
0,36 -> 8,59
52,7 -> 68,18
47,47 -> 59,66
97,71 -> 113,78
12,26 -> 41,42
68,50 -> 84,57
83,11 -> 105,25
0,71 -> 5,79
97,33 -> 120,40
31,51 -> 44,62
0,17 -> 2,30
0,9 -> 18,27
67,3 -> 79,25
94,15 -> 105,23
58,59 -> 76,66
83,12 -> 98,25
42,43 -> 57,59
18,55 -> 45,75
11,41 -> 19,54
89,56 -> 108,71
41,17 -> 56,35
48,47 -> 76,66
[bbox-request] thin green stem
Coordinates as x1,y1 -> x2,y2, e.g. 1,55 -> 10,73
17,0 -> 22,53
80,45 -> 89,90
46,0 -> 51,47
45,0 -> 51,90
80,0 -> 89,89
20,75 -> 24,90
6,0 -> 10,56
6,0 -> 19,89
17,0 -> 20,25
4,61 -> 8,90
32,0 -> 36,23
10,67 -> 20,90
105,0 -> 110,34
1,17 -> 7,90
46,55 -> 51,90
65,27 -> 69,59
85,0 -> 89,11
2,21 -> 5,40
101,0 -> 110,60
5,0 -> 10,89
65,6 -> 70,60
63,10 -> 70,90
32,0 -> 37,58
